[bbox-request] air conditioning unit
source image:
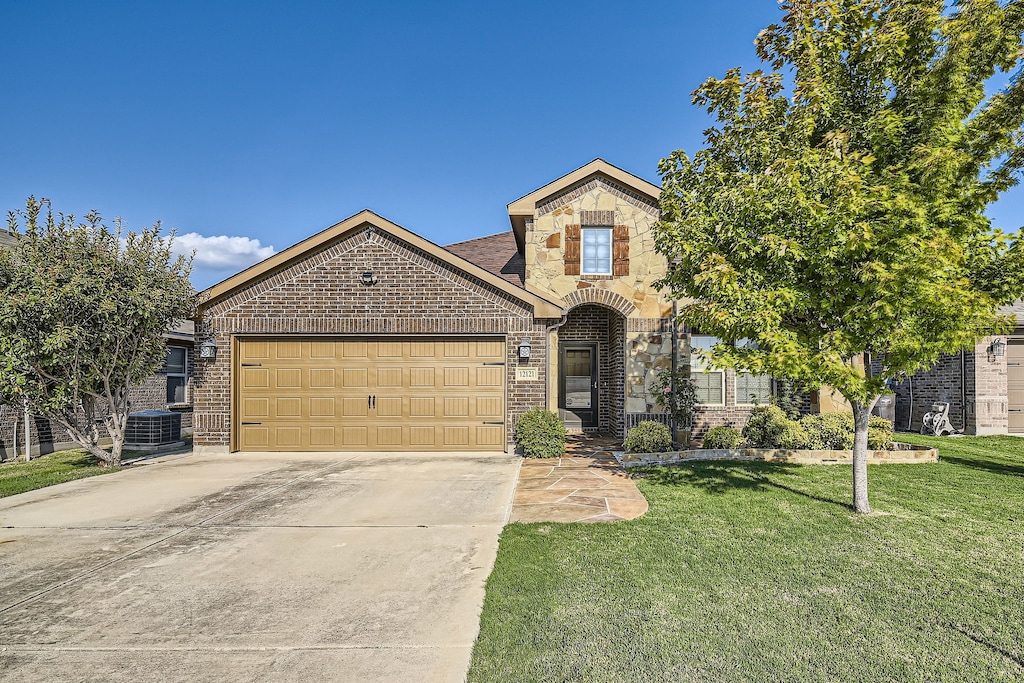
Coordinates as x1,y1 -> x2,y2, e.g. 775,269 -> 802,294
125,410 -> 182,448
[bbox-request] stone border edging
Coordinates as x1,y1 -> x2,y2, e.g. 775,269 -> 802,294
618,443 -> 938,468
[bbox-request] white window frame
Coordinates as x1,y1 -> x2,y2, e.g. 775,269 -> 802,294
692,370 -> 725,406
165,346 -> 189,405
581,227 -> 612,275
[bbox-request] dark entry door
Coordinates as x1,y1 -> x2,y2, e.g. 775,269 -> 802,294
560,344 -> 598,428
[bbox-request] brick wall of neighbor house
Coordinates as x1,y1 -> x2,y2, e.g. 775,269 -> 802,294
884,337 -> 1007,435
194,227 -> 542,450
0,342 -> 194,460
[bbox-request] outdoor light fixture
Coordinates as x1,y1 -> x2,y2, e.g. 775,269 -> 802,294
360,271 -> 378,286
518,337 -> 532,359
199,339 -> 218,360
988,338 -> 1006,361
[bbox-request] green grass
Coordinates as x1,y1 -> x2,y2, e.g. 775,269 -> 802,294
0,449 -> 120,498
469,435 -> 1024,682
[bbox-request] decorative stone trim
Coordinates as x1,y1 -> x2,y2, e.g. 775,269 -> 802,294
626,318 -> 674,333
620,444 -> 939,467
537,177 -> 659,218
580,210 -> 615,226
563,288 -> 636,316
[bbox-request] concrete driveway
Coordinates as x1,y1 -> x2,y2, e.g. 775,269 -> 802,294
0,451 -> 520,682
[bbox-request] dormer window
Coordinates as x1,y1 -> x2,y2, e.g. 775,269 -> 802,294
582,227 -> 612,275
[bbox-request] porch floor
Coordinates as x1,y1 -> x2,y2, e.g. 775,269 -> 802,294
509,434 -> 648,523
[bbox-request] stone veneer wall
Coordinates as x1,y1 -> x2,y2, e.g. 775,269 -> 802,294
194,227 -> 544,451
524,177 -> 673,320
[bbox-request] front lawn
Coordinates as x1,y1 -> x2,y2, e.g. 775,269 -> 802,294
0,449 -> 120,498
469,435 -> 1024,682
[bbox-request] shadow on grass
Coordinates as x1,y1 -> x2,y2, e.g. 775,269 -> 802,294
938,454 -> 1024,478
640,461 -> 851,510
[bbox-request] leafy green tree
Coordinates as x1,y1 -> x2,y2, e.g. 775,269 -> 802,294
0,197 -> 194,467
655,0 -> 1024,513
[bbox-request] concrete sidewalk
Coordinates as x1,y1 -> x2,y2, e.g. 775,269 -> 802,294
0,450 -> 520,682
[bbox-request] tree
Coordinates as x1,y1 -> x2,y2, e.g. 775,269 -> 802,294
0,197 -> 194,467
655,0 -> 1024,513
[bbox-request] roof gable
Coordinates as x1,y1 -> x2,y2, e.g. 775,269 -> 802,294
506,159 -> 661,252
198,210 -> 563,317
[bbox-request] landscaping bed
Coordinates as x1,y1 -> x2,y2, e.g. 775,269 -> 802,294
620,442 -> 938,467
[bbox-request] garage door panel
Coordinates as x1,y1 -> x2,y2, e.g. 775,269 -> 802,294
377,367 -> 403,387
309,426 -> 336,447
309,397 -> 336,418
309,368 -> 336,388
237,338 -> 504,451
276,397 -> 302,418
1008,340 -> 1024,432
376,397 -> 403,417
275,368 -> 301,388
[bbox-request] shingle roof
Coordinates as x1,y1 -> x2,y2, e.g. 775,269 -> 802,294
999,300 -> 1024,325
0,229 -> 15,249
444,231 -> 525,288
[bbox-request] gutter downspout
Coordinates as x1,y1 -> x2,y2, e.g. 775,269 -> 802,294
960,350 -> 967,433
23,398 -> 31,462
671,300 -> 678,448
544,312 -> 570,412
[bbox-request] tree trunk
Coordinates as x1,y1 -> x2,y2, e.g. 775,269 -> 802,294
850,397 -> 879,514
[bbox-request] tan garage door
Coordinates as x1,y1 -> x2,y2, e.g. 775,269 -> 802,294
235,337 -> 506,451
1008,339 -> 1024,433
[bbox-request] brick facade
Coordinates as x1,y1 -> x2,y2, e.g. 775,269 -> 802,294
885,336 -> 1010,435
194,226 -> 544,451
0,340 -> 194,460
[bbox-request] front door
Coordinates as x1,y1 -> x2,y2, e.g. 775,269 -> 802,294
560,343 -> 598,429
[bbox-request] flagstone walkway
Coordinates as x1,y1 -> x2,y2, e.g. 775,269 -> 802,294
509,435 -> 649,523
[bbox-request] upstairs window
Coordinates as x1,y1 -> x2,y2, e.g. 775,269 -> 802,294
165,346 -> 188,404
582,227 -> 612,275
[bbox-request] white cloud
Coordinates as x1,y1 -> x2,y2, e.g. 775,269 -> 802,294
171,232 -> 276,269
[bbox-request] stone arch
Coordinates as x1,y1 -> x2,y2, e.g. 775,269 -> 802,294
562,287 -> 636,318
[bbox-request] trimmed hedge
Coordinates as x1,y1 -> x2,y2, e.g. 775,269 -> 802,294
701,426 -> 742,449
624,421 -> 673,453
514,409 -> 567,458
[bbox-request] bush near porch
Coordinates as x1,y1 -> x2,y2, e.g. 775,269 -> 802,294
469,435 -> 1024,681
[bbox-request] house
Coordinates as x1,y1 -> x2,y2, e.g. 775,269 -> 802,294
191,159 -> 766,453
882,302 -> 1024,435
0,226 -> 195,459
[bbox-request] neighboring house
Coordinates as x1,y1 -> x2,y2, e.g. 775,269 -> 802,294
191,159 -> 768,453
881,303 -> 1023,435
0,227 -> 195,459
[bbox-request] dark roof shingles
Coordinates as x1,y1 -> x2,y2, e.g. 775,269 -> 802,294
444,231 -> 525,287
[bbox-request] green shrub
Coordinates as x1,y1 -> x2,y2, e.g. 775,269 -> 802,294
801,413 -> 855,450
742,405 -> 790,448
701,426 -> 742,449
624,421 -> 674,453
514,409 -> 567,458
868,417 -> 894,450
776,421 -> 810,449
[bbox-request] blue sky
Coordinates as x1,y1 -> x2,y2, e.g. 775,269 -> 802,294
2,0 -> 1021,290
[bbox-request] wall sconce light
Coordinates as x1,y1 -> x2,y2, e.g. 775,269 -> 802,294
518,337 -> 532,359
199,339 -> 218,360
988,338 -> 1006,361
360,271 -> 378,286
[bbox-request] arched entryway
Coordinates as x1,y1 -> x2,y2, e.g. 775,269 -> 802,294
556,303 -> 627,436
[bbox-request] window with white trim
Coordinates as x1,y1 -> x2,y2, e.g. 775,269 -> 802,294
689,334 -> 724,405
165,346 -> 188,404
582,227 -> 612,275
693,372 -> 724,405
